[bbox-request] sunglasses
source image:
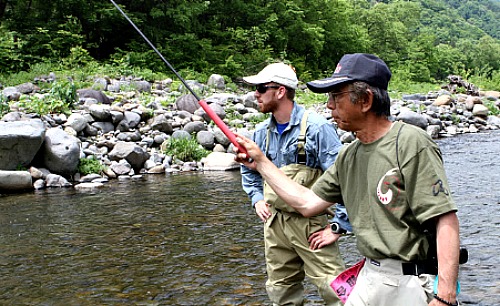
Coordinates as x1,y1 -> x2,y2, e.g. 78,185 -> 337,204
256,84 -> 281,94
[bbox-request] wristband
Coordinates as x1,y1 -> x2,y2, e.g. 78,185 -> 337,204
433,294 -> 459,306
330,222 -> 347,234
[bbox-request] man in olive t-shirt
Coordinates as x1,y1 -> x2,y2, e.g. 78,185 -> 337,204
235,53 -> 461,306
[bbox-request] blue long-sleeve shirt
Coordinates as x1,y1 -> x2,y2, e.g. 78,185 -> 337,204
241,102 -> 351,231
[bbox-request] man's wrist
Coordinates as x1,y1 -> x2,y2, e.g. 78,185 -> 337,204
433,294 -> 459,306
330,222 -> 347,234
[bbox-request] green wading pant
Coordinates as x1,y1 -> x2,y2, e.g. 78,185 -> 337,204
263,164 -> 346,306
264,208 -> 346,306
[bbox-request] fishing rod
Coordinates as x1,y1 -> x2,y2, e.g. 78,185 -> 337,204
109,0 -> 248,155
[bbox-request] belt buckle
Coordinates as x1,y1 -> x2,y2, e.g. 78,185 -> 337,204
402,262 -> 418,275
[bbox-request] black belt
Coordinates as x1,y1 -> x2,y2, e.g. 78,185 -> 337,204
401,261 -> 438,276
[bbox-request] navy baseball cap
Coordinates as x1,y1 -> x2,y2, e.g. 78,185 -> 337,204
306,53 -> 391,93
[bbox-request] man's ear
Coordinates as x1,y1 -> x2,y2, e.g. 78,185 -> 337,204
360,89 -> 374,113
277,86 -> 287,99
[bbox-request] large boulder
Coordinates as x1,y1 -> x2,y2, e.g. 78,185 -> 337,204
42,128 -> 81,175
0,119 -> 46,170
0,170 -> 33,191
201,152 -> 239,171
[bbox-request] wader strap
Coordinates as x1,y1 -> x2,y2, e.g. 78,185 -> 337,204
297,110 -> 309,164
265,110 -> 309,165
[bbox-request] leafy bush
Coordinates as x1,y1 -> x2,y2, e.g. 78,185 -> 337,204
484,100 -> 500,116
0,93 -> 9,117
50,79 -> 77,108
161,137 -> 210,162
78,157 -> 105,175
18,80 -> 77,115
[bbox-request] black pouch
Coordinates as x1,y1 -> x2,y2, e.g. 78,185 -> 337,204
423,220 -> 468,269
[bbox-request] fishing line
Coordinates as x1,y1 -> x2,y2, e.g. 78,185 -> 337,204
109,0 -> 248,155
109,0 -> 200,100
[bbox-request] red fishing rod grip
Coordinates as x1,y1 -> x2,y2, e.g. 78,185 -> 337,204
198,100 -> 248,155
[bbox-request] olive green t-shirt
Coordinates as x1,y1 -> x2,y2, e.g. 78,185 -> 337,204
312,121 -> 457,261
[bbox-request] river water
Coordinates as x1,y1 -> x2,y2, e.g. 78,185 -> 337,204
0,130 -> 499,306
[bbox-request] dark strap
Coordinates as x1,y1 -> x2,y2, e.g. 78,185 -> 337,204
401,261 -> 438,276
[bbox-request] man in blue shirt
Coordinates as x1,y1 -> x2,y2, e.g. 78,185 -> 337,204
241,62 -> 351,306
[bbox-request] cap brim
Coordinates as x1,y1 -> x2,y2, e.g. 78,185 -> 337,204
242,75 -> 269,85
306,76 -> 352,93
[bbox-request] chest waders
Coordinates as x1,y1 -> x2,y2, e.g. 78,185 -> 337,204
263,111 -> 323,213
261,111 -> 344,306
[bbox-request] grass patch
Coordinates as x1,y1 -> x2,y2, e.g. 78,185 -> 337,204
78,157 -> 105,175
161,137 -> 210,162
484,100 -> 500,116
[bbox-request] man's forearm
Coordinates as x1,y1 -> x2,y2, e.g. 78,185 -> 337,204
236,134 -> 332,217
256,158 -> 327,217
435,212 -> 460,302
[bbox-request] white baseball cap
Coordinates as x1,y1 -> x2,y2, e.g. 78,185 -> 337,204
243,62 -> 298,89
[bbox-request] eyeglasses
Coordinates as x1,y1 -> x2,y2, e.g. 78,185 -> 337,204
256,84 -> 281,94
328,90 -> 354,105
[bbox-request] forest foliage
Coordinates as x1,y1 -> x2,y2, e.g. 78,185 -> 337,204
0,0 -> 499,90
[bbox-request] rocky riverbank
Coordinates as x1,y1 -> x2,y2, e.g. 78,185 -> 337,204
1,73 -> 499,192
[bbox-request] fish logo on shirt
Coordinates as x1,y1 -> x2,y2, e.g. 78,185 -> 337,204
376,168 -> 400,205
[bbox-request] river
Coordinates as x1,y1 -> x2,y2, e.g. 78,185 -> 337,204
0,130 -> 498,305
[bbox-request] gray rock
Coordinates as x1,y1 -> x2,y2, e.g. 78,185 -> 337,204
0,119 -> 45,170
91,121 -> 115,134
110,160 -> 132,175
108,142 -> 149,170
426,125 -> 441,139
2,86 -> 21,101
74,182 -> 105,190
45,173 -> 72,187
196,101 -> 226,123
402,93 -> 426,101
1,111 -> 23,122
16,82 -> 37,94
110,110 -> 124,124
33,179 -> 45,190
197,130 -> 215,150
0,170 -> 33,191
175,94 -> 200,113
131,80 -> 151,93
396,108 -> 429,130
172,130 -> 191,140
213,128 -> 231,146
150,114 -> 174,133
487,115 -> 500,128
201,152 -> 239,171
79,173 -> 102,182
43,128 -> 81,175
242,92 -> 258,108
207,74 -> 225,90
89,104 -> 111,121
65,113 -> 88,133
92,77 -> 109,91
183,121 -> 206,134
77,89 -> 111,104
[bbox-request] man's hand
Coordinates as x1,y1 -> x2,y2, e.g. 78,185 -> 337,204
234,134 -> 265,169
308,224 -> 341,250
254,200 -> 272,222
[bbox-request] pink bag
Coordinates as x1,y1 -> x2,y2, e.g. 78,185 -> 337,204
330,258 -> 366,303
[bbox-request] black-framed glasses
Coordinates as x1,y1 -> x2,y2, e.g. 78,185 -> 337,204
328,90 -> 354,105
256,84 -> 281,94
